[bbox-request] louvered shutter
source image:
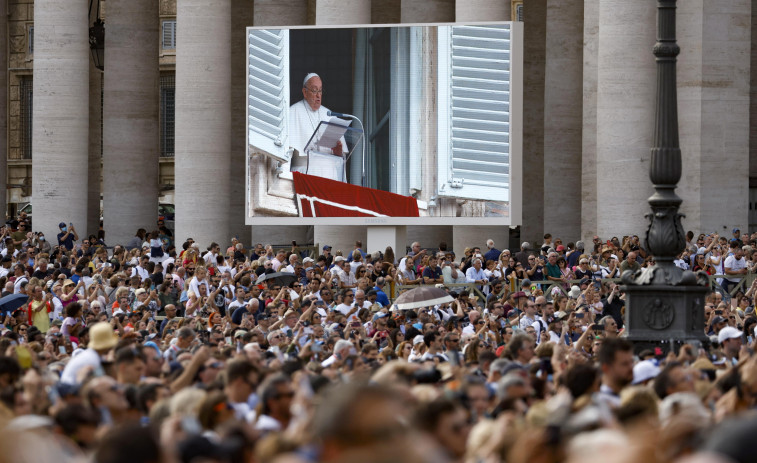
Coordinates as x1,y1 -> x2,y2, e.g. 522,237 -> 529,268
162,20 -> 176,49
437,25 -> 511,202
247,29 -> 290,163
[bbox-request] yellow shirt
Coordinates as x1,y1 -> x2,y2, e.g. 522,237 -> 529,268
30,300 -> 50,333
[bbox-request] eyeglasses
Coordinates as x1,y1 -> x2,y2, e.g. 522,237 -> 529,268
293,284 -> 301,288
306,87 -> 323,95
448,338 -> 460,343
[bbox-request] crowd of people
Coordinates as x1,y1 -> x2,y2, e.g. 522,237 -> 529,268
1,214 -> 757,463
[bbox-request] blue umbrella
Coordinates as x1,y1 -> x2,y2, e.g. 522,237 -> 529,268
0,293 -> 29,315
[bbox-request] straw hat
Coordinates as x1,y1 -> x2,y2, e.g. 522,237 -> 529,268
89,322 -> 118,351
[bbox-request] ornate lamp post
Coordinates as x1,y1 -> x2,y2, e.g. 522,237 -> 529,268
621,0 -> 708,350
89,0 -> 104,71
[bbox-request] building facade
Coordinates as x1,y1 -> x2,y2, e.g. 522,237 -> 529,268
2,0 -> 754,257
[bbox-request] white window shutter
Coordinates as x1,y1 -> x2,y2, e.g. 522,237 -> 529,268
437,25 -> 511,202
162,20 -> 176,49
248,29 -> 291,163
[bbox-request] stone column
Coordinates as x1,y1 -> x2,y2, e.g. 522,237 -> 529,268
677,0 -> 751,232
595,0 -> 656,239
254,0 -> 308,26
452,226 -> 509,260
87,60 -> 102,237
251,0 -> 310,245
407,226 -> 453,255
230,0 -> 254,245
103,0 -> 159,246
401,0 -> 454,22
521,0 -> 547,245
542,0 -> 583,241
372,0 -> 400,23
0,0 -> 7,218
31,0 -> 89,238
314,226 -> 367,257
751,0 -> 757,190
581,0 -> 599,242
310,0 -> 370,24
175,0 -> 231,246
455,0 -> 510,22
367,226 -> 407,257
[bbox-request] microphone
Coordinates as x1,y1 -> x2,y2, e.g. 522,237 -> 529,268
327,110 -> 356,119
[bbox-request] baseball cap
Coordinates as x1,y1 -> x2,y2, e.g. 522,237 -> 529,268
733,228 -> 740,234
568,286 -> 581,299
323,245 -> 332,250
303,257 -> 314,264
711,315 -> 727,326
512,291 -> 527,299
718,326 -> 743,344
58,222 -> 66,228
334,256 -> 345,263
413,335 -> 424,345
632,359 -> 661,385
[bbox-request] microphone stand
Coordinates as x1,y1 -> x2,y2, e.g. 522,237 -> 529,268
328,111 -> 367,187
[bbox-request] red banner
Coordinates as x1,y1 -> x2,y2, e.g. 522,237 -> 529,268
292,172 -> 420,217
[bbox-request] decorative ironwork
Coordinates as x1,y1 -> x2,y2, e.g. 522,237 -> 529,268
642,298 -> 675,330
622,0 -> 700,289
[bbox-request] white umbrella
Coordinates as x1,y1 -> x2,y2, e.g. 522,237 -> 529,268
393,286 -> 454,311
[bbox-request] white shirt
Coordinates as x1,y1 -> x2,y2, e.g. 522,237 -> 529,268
132,265 -> 149,282
465,267 -> 487,284
60,348 -> 102,385
271,258 -> 284,272
13,276 -> 28,294
51,296 -> 64,320
204,251 -> 218,266
725,255 -> 747,282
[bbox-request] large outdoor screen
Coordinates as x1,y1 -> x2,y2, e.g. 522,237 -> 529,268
246,22 -> 522,225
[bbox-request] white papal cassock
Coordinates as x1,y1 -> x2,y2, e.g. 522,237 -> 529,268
288,99 -> 348,182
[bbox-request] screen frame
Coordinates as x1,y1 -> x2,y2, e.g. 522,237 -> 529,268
245,21 -> 523,226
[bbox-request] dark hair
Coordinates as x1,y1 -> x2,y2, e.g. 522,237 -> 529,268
66,301 -> 83,318
563,363 -> 599,398
415,398 -> 461,433
597,338 -> 633,366
423,331 -> 438,348
259,373 -> 290,415
115,346 -> 146,366
136,383 -> 162,414
93,423 -> 160,463
505,333 -> 532,361
653,361 -> 683,399
54,403 -> 101,439
224,359 -> 258,387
